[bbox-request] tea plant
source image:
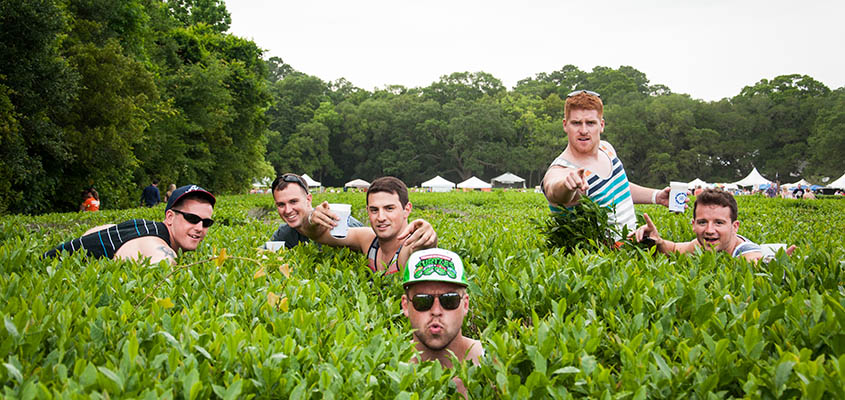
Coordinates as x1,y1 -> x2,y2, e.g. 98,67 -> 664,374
1,192 -> 843,398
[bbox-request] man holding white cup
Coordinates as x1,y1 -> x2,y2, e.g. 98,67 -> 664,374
631,189 -> 796,262
269,173 -> 364,249
542,90 -> 681,235
303,176 -> 438,274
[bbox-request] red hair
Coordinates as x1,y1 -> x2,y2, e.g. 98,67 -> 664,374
564,92 -> 603,120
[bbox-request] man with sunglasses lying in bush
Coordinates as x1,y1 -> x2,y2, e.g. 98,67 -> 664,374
268,173 -> 364,249
44,185 -> 216,264
401,248 -> 483,395
304,176 -> 437,274
631,188 -> 796,262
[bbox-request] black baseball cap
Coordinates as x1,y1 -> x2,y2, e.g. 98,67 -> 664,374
165,184 -> 216,212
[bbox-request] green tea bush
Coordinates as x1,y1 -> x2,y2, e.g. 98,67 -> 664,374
1,192 -> 843,398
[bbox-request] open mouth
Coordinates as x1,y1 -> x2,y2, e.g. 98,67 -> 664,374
428,322 -> 443,334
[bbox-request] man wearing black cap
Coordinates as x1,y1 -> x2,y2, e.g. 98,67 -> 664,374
44,185 -> 216,264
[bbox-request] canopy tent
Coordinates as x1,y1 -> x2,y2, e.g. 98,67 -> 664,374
826,172 -> 845,189
733,167 -> 772,188
491,172 -> 526,188
687,178 -> 708,189
301,174 -> 321,188
252,176 -> 273,188
783,178 -> 811,189
421,176 -> 455,192
344,179 -> 370,189
457,176 -> 492,189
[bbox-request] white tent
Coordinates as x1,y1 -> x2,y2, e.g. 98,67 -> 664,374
783,178 -> 811,189
491,172 -> 526,188
301,174 -> 321,188
421,176 -> 455,192
457,176 -> 492,189
733,167 -> 772,188
344,179 -> 370,189
687,178 -> 708,189
827,172 -> 845,189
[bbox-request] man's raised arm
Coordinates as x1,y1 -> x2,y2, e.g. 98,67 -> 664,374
543,166 -> 588,207
301,201 -> 369,253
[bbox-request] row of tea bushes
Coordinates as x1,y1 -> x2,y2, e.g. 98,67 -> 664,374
1,192 -> 843,398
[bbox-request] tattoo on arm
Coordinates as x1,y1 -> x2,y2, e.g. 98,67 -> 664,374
157,245 -> 177,260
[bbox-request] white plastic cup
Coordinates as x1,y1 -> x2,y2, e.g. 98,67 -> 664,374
265,241 -> 285,251
669,181 -> 687,213
329,203 -> 351,238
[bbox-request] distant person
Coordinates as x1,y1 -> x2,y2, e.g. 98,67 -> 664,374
164,183 -> 177,203
803,190 -> 816,200
79,188 -> 100,212
304,176 -> 438,273
45,185 -> 215,264
765,185 -> 777,198
542,90 -> 679,234
401,248 -> 483,396
269,173 -> 363,249
141,180 -> 161,207
631,189 -> 796,262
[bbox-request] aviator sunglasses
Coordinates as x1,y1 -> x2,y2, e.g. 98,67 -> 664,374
271,174 -> 309,193
410,292 -> 463,312
567,89 -> 601,98
172,209 -> 214,228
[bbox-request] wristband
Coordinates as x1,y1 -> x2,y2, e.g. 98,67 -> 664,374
651,190 -> 658,204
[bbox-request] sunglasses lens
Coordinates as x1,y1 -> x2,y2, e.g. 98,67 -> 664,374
439,293 -> 462,310
411,295 -> 434,312
176,210 -> 213,228
411,293 -> 462,311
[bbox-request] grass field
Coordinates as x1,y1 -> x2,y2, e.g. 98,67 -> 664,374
1,192 -> 843,398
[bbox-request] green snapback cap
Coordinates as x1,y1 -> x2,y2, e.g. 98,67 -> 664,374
403,248 -> 468,288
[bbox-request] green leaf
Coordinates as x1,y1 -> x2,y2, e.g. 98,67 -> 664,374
774,361 -> 795,393
3,363 -> 23,384
98,366 -> 125,392
552,366 -> 580,375
4,316 -> 19,340
222,379 -> 242,400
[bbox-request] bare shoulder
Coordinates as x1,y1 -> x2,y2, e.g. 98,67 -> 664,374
83,224 -> 116,236
114,236 -> 176,264
463,337 -> 484,365
345,227 -> 377,253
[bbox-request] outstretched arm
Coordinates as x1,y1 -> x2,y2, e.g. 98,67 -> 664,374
630,213 -> 696,254
396,219 -> 438,269
302,201 -> 371,253
543,166 -> 589,207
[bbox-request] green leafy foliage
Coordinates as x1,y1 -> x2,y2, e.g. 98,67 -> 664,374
1,192 -> 843,398
538,196 -> 622,254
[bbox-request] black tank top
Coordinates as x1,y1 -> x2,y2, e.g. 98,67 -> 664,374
44,219 -> 171,259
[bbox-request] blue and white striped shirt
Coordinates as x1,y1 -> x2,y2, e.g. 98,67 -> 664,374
546,141 -> 637,234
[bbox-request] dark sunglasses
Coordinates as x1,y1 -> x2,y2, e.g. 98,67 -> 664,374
172,209 -> 214,228
567,89 -> 601,98
271,174 -> 309,193
411,292 -> 462,312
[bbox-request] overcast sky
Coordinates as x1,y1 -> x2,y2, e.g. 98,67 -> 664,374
226,0 -> 844,102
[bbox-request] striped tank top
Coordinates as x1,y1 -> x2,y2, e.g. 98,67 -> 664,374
547,141 -> 637,234
44,219 -> 171,259
366,237 -> 401,274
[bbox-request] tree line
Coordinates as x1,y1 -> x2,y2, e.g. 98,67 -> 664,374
2,0 -> 843,214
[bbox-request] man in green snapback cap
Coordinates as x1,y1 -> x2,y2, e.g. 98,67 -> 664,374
401,248 -> 483,379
